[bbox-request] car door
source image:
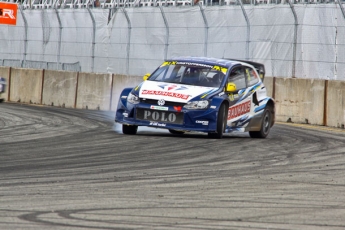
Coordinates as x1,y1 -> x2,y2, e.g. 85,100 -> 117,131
226,65 -> 255,127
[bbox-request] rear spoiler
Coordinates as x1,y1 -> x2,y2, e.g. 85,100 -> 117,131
225,59 -> 266,81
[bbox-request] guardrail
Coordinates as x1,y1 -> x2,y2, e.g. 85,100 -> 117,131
0,66 -> 344,129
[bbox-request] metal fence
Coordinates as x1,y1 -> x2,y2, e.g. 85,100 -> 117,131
0,3 -> 345,80
2,0 -> 345,9
0,59 -> 81,72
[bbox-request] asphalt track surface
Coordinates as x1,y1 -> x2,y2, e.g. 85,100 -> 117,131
1,102 -> 345,230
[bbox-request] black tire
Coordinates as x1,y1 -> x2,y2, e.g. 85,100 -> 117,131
122,124 -> 138,135
168,129 -> 185,135
208,103 -> 228,139
249,106 -> 272,138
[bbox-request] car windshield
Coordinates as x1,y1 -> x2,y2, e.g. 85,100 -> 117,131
148,62 -> 227,88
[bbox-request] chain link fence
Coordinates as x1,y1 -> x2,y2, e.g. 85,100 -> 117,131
0,1 -> 344,80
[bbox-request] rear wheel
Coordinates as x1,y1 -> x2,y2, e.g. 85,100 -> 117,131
169,129 -> 185,135
249,106 -> 272,138
208,103 -> 228,139
122,124 -> 138,135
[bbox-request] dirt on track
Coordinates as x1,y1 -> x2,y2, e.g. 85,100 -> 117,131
1,102 -> 345,230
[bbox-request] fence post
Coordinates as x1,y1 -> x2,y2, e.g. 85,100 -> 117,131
287,0 -> 297,78
55,8 -> 62,70
198,3 -> 208,57
159,6 -> 169,60
19,6 -> 28,68
237,0 -> 250,60
336,0 -> 345,81
87,8 -> 96,73
122,8 -> 131,76
337,0 -> 345,19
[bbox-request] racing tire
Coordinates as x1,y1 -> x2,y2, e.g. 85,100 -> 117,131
208,103 -> 228,139
122,124 -> 138,135
249,106 -> 272,138
168,129 -> 185,135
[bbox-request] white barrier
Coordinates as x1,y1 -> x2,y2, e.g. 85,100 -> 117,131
42,70 -> 78,108
10,68 -> 43,104
1,69 -> 344,129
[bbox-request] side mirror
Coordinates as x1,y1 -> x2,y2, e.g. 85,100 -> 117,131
143,73 -> 151,81
226,82 -> 237,93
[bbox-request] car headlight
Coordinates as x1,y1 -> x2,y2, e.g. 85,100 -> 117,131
183,100 -> 209,109
127,92 -> 139,104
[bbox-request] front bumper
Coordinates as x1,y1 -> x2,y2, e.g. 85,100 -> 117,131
115,102 -> 219,133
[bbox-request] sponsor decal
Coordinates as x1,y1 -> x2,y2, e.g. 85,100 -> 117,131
158,84 -> 188,91
161,61 -> 177,66
201,89 -> 217,99
196,120 -> 209,125
176,62 -> 213,68
149,122 -> 166,127
228,93 -> 239,101
160,61 -> 228,74
229,94 -> 234,101
123,112 -> 128,117
218,92 -> 225,97
144,110 -> 177,123
142,90 -> 189,100
210,105 -> 217,109
228,100 -> 251,120
121,96 -> 127,99
137,108 -> 183,124
150,105 -> 168,111
0,2 -> 17,25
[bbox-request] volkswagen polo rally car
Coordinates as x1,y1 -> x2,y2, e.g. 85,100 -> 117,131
115,57 -> 275,138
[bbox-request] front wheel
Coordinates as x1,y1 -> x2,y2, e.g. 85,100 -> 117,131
208,103 -> 228,139
249,106 -> 272,138
122,124 -> 138,135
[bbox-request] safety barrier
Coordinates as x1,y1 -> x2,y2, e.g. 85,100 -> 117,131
0,67 -> 143,111
0,66 -> 344,129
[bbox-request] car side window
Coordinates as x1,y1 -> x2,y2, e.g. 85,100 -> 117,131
228,67 -> 246,90
245,67 -> 259,87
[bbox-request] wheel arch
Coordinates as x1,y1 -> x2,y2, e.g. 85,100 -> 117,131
117,87 -> 134,109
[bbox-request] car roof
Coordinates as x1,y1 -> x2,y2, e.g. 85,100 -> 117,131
166,56 -> 248,68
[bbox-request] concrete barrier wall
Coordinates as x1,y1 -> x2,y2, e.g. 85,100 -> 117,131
111,74 -> 143,111
0,67 -> 10,101
76,72 -> 113,110
274,78 -> 325,125
42,70 -> 78,108
263,77 -> 274,99
10,68 -> 43,104
2,68 -> 345,129
326,80 -> 345,128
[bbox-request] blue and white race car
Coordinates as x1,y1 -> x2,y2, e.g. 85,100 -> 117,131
115,57 -> 275,138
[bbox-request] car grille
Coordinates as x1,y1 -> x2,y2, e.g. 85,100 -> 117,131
140,98 -> 186,107
136,108 -> 184,125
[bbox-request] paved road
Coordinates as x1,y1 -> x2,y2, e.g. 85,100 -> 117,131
1,102 -> 345,230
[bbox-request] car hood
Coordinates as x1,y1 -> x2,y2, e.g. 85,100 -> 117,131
137,80 -> 218,103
